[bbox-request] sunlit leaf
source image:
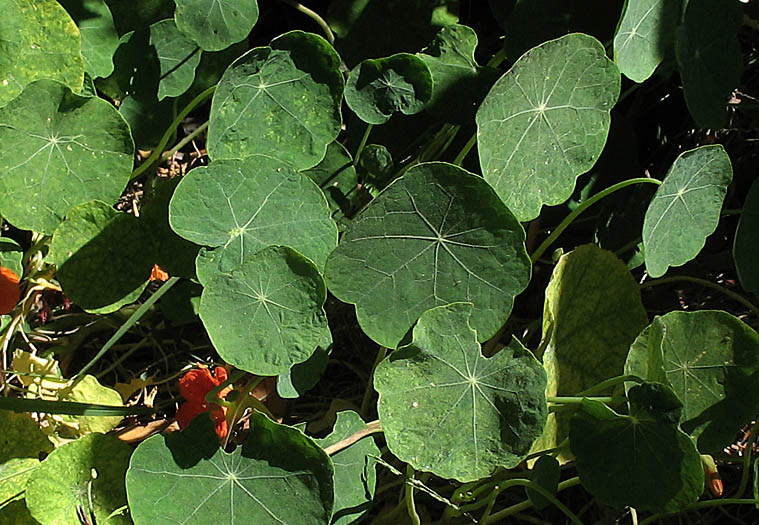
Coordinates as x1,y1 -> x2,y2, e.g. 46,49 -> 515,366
174,0 -> 259,52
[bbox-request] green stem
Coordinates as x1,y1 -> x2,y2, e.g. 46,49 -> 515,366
129,86 -> 216,181
405,465 -> 421,525
73,277 -> 179,380
480,478 -> 583,525
639,499 -> 759,525
531,177 -> 662,263
95,336 -> 150,379
160,121 -> 209,163
452,132 -> 477,167
576,374 -> 642,397
735,420 -> 759,497
353,123 -> 373,169
277,0 -> 335,45
640,275 -> 759,319
547,396 -> 626,404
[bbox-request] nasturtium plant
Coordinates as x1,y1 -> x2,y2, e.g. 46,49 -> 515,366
208,31 -> 344,169
127,412 -> 334,525
0,80 -> 134,234
642,145 -> 733,278
476,33 -> 620,221
625,310 -> 759,452
325,161 -> 531,348
375,303 -> 547,482
4,1 -> 759,523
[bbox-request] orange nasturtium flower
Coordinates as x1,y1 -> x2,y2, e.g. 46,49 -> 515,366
150,264 -> 169,282
176,366 -> 232,439
0,267 -> 21,315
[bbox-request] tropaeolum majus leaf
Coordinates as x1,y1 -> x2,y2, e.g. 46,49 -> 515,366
58,0 -> 120,79
199,246 -> 331,376
168,155 -> 337,283
733,179 -> 759,295
570,383 -> 704,513
625,310 -> 759,452
208,30 -> 343,170
375,303 -> 548,482
533,244 -> 648,462
642,145 -> 733,278
613,0 -> 679,83
325,161 -> 531,349
0,80 -> 134,234
126,412 -> 334,525
149,18 -> 201,100
0,0 -> 84,107
174,0 -> 259,52
344,53 -> 432,125
476,32 -> 620,221
26,433 -> 132,525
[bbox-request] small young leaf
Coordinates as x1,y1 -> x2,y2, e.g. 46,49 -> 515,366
344,53 -> 432,125
325,161 -> 531,349
642,145 -> 732,278
208,31 -> 344,170
174,0 -> 259,52
526,455 -> 560,510
477,33 -> 620,221
375,303 -> 547,482
149,19 -> 201,100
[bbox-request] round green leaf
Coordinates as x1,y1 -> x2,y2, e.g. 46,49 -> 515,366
526,455 -> 560,510
625,310 -> 759,452
0,0 -> 84,108
344,53 -> 432,125
532,244 -> 648,461
476,33 -> 620,221
301,141 -> 359,218
150,19 -> 201,100
60,375 -> 124,435
0,80 -> 134,234
375,303 -> 548,482
49,201 -> 150,313
0,237 -> 23,278
0,411 -> 53,464
277,345 -> 330,399
675,0 -> 742,129
199,246 -> 330,376
25,433 -> 131,525
127,412 -> 334,525
325,162 -> 531,349
313,410 -> 379,525
614,0 -> 678,83
59,0 -> 119,79
208,31 -> 344,170
169,156 -> 337,276
175,0 -> 259,52
570,385 -> 704,513
642,145 -> 732,278
734,179 -> 759,294
0,458 -> 39,505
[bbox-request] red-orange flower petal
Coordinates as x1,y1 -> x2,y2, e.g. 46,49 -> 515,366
0,267 -> 20,315
175,400 -> 208,429
178,368 -> 218,404
176,366 -> 232,439
150,264 -> 169,282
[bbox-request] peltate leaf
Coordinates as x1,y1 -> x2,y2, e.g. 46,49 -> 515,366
0,80 -> 134,234
614,0 -> 679,83
150,19 -> 201,100
25,433 -> 131,525
126,412 -> 334,525
675,0 -> 742,129
0,458 -> 39,507
169,156 -> 337,278
625,310 -> 759,452
476,33 -> 620,221
734,179 -> 759,294
199,246 -> 331,376
277,345 -> 330,399
0,0 -> 84,107
570,385 -> 704,513
344,53 -> 432,125
375,303 -> 547,481
324,161 -> 531,349
59,0 -> 120,79
533,244 -> 648,461
642,145 -> 732,278
174,0 -> 259,52
208,31 -> 344,170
